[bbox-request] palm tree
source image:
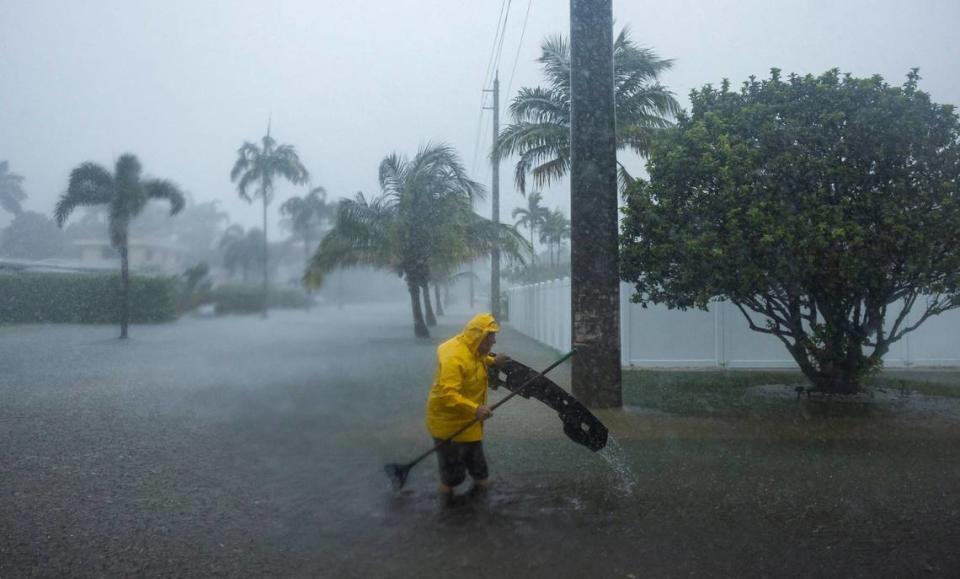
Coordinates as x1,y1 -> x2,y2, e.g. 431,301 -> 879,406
512,191 -> 550,265
220,224 -> 264,283
0,161 -> 26,216
493,27 -> 680,193
539,208 -> 571,265
230,129 -> 309,317
308,144 -> 524,338
55,154 -> 185,339
280,186 -> 332,310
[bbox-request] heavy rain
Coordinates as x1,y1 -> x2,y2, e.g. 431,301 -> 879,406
2,1 -> 960,577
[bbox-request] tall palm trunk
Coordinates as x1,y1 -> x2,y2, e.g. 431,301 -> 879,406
570,0 -> 621,407
303,230 -> 311,312
261,189 -> 269,319
119,239 -> 130,339
530,227 -> 536,266
422,282 -> 437,326
407,280 -> 429,338
434,284 -> 444,316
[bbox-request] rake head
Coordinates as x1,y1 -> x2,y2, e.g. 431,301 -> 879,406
384,463 -> 412,491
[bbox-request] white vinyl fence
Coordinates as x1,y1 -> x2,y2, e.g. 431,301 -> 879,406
506,278 -> 960,368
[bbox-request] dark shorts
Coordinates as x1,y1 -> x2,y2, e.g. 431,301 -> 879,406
433,438 -> 489,487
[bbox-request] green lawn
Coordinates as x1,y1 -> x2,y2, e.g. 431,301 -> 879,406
622,368 -> 960,417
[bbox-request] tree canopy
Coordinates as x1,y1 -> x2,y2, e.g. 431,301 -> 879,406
1,211 -> 66,259
620,69 -> 960,393
308,143 -> 526,337
493,27 -> 679,193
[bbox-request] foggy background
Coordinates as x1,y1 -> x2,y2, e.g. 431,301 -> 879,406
2,0 -> 959,234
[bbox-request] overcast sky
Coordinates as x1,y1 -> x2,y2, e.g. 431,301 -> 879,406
2,0 -> 959,236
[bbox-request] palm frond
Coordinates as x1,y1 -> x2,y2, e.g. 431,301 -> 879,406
538,34 -> 571,93
144,179 -> 186,215
235,169 -> 261,203
0,161 -> 27,215
55,162 -> 114,226
378,153 -> 407,195
617,162 -> 637,194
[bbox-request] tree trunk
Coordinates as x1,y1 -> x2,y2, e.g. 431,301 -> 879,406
303,231 -> 311,312
570,0 -> 621,408
337,268 -> 343,309
119,240 -> 130,339
530,227 -> 536,266
469,264 -> 475,308
261,192 -> 269,319
407,280 -> 430,338
782,325 -> 867,395
422,282 -> 437,326
434,284 -> 444,316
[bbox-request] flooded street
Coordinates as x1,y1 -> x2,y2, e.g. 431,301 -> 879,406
3,304 -> 960,577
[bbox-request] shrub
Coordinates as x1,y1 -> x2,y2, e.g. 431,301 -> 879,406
209,284 -> 306,315
0,272 -> 177,324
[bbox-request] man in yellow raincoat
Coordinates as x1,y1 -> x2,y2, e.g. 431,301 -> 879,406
425,312 -> 510,502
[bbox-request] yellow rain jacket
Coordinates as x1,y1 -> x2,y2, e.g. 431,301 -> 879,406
425,313 -> 500,442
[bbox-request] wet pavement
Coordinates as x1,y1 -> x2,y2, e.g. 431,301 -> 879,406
2,303 -> 960,577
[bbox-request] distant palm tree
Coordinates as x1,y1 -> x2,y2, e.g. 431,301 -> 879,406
308,144 -> 524,338
0,161 -> 26,216
230,129 -> 309,317
219,224 -> 264,283
512,191 -> 550,265
539,208 -> 571,265
494,27 -> 680,192
280,186 -> 333,310
281,186 -> 331,257
55,154 -> 185,338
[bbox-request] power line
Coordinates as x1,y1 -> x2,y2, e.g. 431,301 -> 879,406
481,0 -> 510,97
505,0 -> 534,102
492,0 -> 513,82
473,0 -> 513,174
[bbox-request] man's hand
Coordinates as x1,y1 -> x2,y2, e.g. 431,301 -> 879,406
476,404 -> 493,421
491,353 -> 511,368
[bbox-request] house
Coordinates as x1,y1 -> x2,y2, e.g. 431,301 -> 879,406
72,238 -> 188,276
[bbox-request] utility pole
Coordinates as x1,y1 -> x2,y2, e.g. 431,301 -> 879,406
484,72 -> 502,320
569,0 -> 621,407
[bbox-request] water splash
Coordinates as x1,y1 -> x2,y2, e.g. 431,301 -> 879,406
597,435 -> 639,495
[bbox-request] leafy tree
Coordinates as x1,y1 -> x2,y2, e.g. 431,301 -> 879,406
219,224 -> 264,283
512,191 -> 549,264
0,161 -> 26,216
620,69 -> 960,394
1,211 -> 67,259
308,144 -> 524,337
539,208 -> 571,266
493,27 -> 680,193
230,130 -> 309,317
55,154 -> 185,338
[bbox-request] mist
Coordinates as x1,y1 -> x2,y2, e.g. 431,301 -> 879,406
3,1 -> 960,576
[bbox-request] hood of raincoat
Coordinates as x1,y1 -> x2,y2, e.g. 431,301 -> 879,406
457,312 -> 500,355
